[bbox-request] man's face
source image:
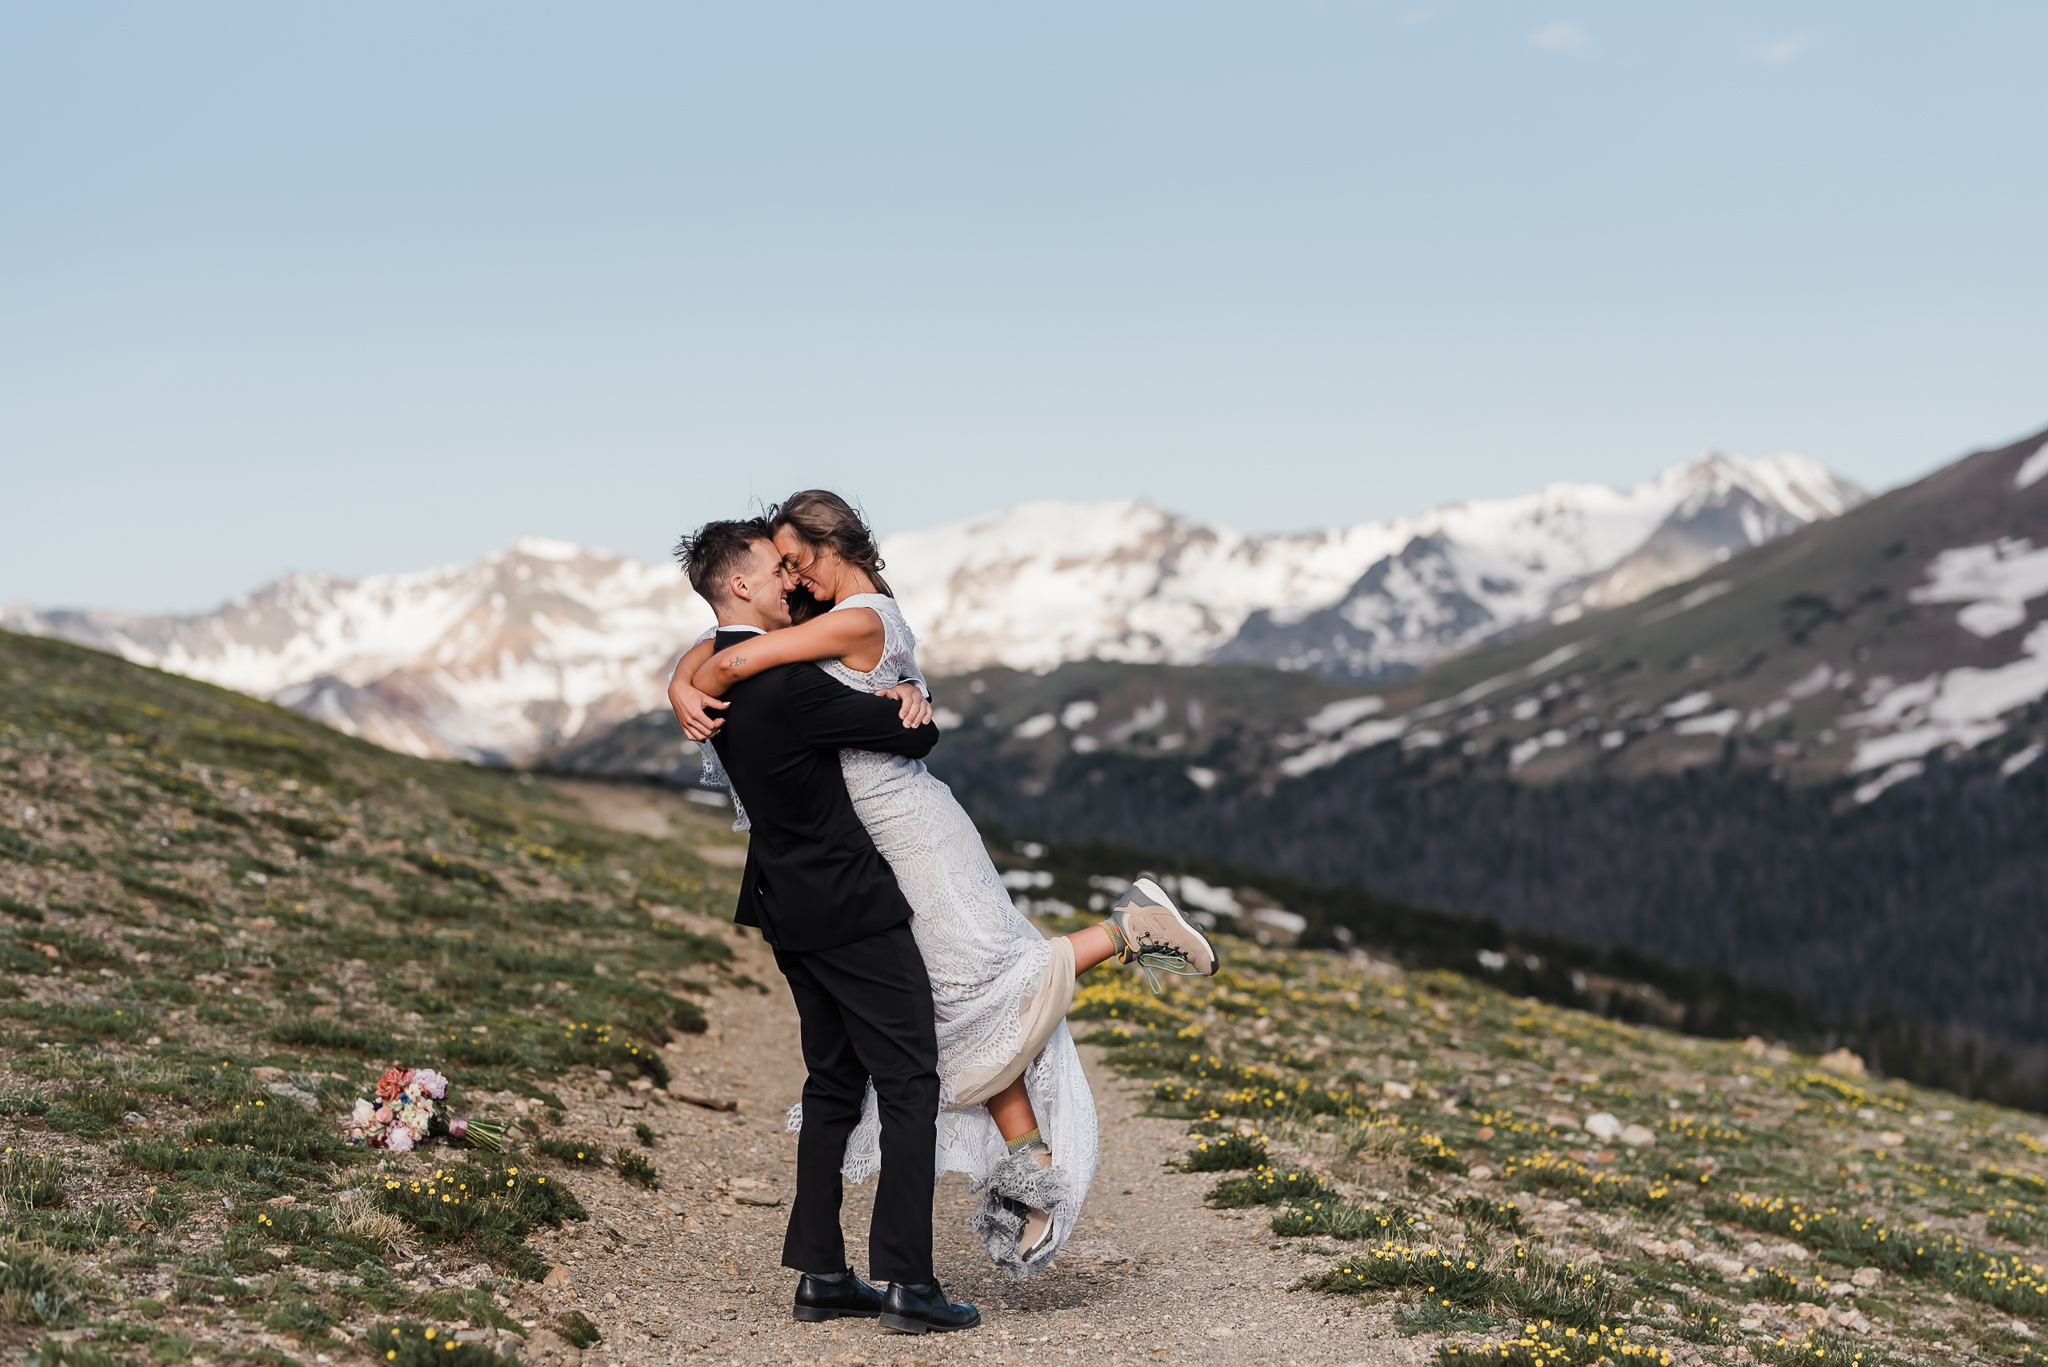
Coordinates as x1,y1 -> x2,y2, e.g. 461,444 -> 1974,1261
733,539 -> 793,629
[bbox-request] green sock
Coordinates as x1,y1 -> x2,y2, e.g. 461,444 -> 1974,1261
1101,917 -> 1131,961
1005,1127 -> 1042,1152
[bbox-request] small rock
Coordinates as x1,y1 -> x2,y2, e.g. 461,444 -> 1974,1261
1833,1309 -> 1872,1334
1851,1267 -> 1881,1288
1618,1124 -> 1656,1147
1877,1130 -> 1905,1147
1467,1165 -> 1493,1181
1818,1048 -> 1867,1078
629,1077 -> 654,1092
251,1067 -> 286,1082
266,1082 -> 321,1111
1584,1112 -> 1623,1141
542,1265 -> 575,1287
1382,1081 -> 1413,1100
1544,1112 -> 1581,1131
1793,1304 -> 1829,1324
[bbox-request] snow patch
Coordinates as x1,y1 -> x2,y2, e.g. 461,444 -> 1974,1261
1911,538 -> 2048,639
2001,742 -> 2044,778
1854,761 -> 1925,805
2016,445 -> 2048,491
1637,580 -> 1734,626
1509,728 -> 1571,768
1674,709 -> 1741,737
1661,691 -> 1716,719
1304,695 -> 1385,734
1279,717 -> 1410,777
1842,622 -> 2048,771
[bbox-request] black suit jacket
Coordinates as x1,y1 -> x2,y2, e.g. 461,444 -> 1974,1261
711,628 -> 940,952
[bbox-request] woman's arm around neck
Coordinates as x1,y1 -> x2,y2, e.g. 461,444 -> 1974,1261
691,607 -> 886,698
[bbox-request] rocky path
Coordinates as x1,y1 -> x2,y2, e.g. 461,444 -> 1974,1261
504,920 -> 1421,1367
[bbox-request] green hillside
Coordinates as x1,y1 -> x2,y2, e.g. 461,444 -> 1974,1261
1065,934 -> 2048,1366
12,626 -> 2048,1367
0,629 -> 750,1362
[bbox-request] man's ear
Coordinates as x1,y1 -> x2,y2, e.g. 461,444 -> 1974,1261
726,571 -> 752,604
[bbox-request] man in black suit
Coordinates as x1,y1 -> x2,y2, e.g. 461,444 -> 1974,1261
672,519 -> 979,1335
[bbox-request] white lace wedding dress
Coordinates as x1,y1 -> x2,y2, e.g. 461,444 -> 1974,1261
694,597 -> 1098,1276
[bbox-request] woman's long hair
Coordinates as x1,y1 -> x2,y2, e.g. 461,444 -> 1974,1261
768,490 -> 892,622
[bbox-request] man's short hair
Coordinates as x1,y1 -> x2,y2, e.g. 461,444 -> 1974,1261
674,517 -> 773,605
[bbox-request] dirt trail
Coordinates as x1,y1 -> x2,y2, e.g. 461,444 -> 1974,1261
500,792 -> 1423,1367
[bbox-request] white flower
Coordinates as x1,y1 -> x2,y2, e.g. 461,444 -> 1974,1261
386,1127 -> 415,1153
352,1098 -> 375,1126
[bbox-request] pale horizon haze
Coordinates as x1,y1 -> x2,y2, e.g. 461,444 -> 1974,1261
3,3 -> 2044,612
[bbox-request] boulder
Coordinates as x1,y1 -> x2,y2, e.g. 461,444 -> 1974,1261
1584,1112 -> 1623,1141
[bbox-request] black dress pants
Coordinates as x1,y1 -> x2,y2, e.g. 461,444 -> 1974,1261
772,920 -> 940,1285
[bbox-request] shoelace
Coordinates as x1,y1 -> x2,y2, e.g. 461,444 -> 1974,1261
1131,936 -> 1200,995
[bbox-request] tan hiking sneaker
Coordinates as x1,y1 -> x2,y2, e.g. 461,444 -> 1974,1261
1016,1142 -> 1056,1262
1109,878 -> 1219,992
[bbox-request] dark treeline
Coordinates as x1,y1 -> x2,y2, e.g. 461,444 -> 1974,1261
933,714 -> 2048,1108
1019,832 -> 2048,1113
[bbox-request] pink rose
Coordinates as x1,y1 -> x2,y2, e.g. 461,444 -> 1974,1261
374,1105 -> 393,1125
385,1127 -> 415,1153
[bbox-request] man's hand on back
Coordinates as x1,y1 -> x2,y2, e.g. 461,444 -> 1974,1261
879,681 -> 932,729
669,670 -> 729,742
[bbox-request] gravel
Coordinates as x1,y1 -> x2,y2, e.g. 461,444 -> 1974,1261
510,927 -> 1428,1367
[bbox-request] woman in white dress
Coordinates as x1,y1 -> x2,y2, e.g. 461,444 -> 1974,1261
669,491 -> 1218,1277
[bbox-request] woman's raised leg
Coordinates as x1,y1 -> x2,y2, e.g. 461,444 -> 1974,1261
1066,879 -> 1219,990
1065,923 -> 1119,975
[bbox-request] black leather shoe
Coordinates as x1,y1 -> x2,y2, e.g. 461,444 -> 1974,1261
878,1280 -> 981,1334
792,1268 -> 884,1322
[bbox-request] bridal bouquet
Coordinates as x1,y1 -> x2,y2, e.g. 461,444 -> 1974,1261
347,1066 -> 506,1152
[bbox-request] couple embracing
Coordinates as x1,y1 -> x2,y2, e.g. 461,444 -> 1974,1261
666,491 -> 1218,1334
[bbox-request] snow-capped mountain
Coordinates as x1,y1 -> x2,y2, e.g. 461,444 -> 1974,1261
3,540 -> 712,762
1,452 -> 1860,762
900,453 -> 1862,680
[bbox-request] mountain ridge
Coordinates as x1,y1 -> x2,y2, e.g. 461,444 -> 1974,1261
2,451 -> 1858,762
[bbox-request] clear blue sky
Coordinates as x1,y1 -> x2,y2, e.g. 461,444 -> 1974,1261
4,2 -> 2044,611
